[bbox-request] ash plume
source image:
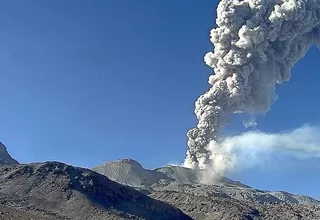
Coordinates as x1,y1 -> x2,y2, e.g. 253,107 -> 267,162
185,0 -> 320,173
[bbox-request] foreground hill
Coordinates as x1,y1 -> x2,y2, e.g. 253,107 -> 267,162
0,162 -> 191,220
94,159 -> 320,220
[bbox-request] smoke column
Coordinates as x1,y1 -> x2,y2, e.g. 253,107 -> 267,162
185,0 -> 320,172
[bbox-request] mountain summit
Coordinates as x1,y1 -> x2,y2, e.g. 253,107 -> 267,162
93,159 -> 170,187
0,142 -> 18,165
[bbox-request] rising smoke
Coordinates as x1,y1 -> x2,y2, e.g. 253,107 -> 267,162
199,124 -> 320,183
185,0 -> 320,175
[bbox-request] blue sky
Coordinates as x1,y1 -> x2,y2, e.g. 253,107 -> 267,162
0,0 -> 319,198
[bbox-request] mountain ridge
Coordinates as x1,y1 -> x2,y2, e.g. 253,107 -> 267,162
1,144 -> 320,219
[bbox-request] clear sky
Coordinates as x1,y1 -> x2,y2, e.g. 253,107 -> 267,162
0,0 -> 319,198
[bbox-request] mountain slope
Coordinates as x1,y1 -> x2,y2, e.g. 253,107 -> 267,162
0,204 -> 53,220
0,142 -> 18,165
0,162 -> 192,220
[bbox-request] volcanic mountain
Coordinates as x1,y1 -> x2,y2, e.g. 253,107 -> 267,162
93,159 -> 320,220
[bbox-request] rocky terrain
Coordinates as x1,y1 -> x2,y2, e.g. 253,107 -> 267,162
93,159 -> 320,220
